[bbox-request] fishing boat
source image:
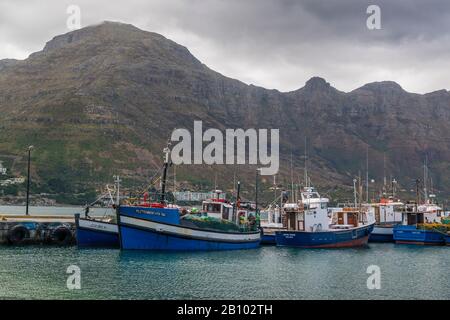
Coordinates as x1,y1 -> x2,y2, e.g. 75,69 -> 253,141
75,179 -> 120,248
393,202 -> 446,245
117,147 -> 261,251
75,213 -> 119,248
445,233 -> 450,246
275,186 -> 374,248
364,198 -> 403,242
393,162 -> 447,245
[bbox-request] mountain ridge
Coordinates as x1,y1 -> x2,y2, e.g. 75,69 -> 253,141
0,21 -> 449,202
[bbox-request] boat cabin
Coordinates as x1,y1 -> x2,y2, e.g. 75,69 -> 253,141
202,198 -> 234,222
401,202 -> 443,225
282,187 -> 330,232
330,207 -> 363,228
364,198 -> 404,225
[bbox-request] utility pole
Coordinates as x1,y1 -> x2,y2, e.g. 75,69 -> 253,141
25,146 -> 33,216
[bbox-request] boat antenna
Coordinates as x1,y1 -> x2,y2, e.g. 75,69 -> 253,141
353,178 -> 358,208
160,143 -> 171,204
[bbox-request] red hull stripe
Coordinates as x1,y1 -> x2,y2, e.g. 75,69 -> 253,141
395,241 -> 444,246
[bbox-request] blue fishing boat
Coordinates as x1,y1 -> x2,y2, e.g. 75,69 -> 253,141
117,147 -> 261,251
75,213 -> 119,248
75,179 -> 120,248
445,234 -> 450,246
393,176 -> 446,245
275,186 -> 374,248
393,203 -> 446,245
393,225 -> 445,245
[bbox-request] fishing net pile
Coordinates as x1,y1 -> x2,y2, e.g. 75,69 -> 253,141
181,214 -> 242,232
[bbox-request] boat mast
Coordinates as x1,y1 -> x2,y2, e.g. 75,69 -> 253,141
113,175 -> 121,206
304,137 -> 308,188
423,155 -> 428,204
366,146 -> 369,203
234,181 -> 241,224
290,151 -> 295,202
255,170 -> 259,228
383,152 -> 387,197
160,146 -> 170,204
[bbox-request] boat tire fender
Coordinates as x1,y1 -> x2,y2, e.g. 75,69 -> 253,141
51,226 -> 73,245
7,225 -> 30,244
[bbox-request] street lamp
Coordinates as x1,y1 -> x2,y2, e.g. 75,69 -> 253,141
26,145 -> 33,216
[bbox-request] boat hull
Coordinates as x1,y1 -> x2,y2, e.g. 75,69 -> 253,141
445,235 -> 450,246
75,214 -> 119,248
369,225 -> 395,242
261,233 -> 276,245
275,223 -> 374,248
261,227 -> 285,245
393,225 -> 445,245
118,210 -> 261,251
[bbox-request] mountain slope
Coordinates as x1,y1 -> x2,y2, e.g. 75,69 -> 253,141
1,21 -> 449,202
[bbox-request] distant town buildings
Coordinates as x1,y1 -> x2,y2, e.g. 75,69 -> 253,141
173,191 -> 226,202
0,177 -> 25,186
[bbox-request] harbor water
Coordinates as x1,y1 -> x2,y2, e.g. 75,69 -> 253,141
0,206 -> 448,299
0,243 -> 448,299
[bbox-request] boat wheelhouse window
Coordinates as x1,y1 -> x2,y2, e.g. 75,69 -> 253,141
204,203 -> 221,213
321,202 -> 327,209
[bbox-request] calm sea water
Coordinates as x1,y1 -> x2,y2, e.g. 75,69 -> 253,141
0,243 -> 448,300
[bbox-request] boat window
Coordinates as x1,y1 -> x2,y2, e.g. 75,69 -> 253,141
321,202 -> 327,209
206,203 -> 221,213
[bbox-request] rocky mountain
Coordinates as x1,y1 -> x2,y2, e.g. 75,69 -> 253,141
1,21 -> 449,202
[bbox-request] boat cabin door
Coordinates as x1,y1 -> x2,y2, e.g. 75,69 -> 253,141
375,207 -> 380,223
288,212 -> 297,230
347,212 -> 357,227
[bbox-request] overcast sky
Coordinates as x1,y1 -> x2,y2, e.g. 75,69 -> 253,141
1,0 -> 449,93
